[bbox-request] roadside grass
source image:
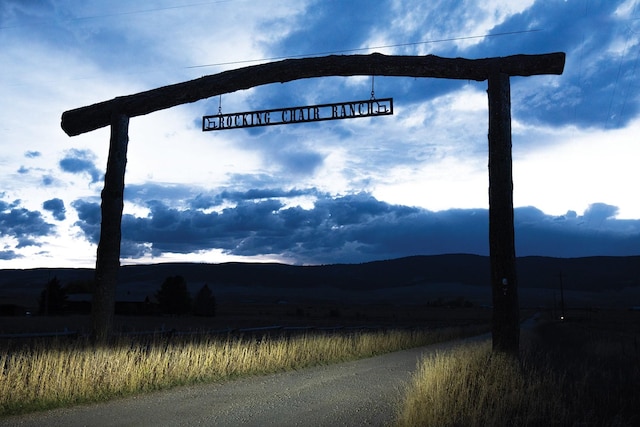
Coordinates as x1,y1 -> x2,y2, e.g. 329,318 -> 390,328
395,310 -> 640,426
0,324 -> 487,417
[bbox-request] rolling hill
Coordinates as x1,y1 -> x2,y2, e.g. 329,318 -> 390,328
1,254 -> 639,308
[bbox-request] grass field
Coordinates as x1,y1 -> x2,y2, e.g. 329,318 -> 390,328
394,309 -> 640,426
7,305 -> 632,424
0,321 -> 488,417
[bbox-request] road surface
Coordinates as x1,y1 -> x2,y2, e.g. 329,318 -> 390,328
1,334 -> 489,427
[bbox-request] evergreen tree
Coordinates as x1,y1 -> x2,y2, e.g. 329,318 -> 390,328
156,275 -> 191,315
193,284 -> 216,317
38,276 -> 67,315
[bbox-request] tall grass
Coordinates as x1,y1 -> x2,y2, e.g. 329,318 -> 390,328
0,325 -> 486,417
395,341 -> 566,426
395,314 -> 640,426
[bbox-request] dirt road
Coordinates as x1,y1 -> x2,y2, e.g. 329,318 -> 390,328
2,335 -> 489,427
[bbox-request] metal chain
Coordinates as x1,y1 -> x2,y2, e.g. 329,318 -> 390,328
370,75 -> 375,100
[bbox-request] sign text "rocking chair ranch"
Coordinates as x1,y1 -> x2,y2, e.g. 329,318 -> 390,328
203,98 -> 393,131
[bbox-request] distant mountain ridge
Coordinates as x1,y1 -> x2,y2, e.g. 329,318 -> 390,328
1,254 -> 639,293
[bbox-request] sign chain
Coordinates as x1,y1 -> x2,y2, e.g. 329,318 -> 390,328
370,75 -> 376,100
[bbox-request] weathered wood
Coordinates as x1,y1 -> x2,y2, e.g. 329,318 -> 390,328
487,71 -> 519,356
61,52 -> 565,136
91,113 -> 129,343
64,51 -> 565,349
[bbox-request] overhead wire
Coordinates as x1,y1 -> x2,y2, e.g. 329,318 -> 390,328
185,29 -> 544,70
1,1 -> 544,87
0,0 -> 236,29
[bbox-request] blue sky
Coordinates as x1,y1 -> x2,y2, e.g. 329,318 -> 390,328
1,0 -> 639,268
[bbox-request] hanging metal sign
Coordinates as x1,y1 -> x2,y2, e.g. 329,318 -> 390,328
203,98 -> 393,131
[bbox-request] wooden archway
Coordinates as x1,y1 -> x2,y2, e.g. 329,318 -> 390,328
62,52 -> 566,352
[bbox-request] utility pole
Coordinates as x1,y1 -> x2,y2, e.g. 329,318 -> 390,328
559,271 -> 566,320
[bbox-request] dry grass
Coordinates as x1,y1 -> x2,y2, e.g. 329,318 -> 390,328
0,325 -> 487,417
394,341 -> 565,426
395,310 -> 640,426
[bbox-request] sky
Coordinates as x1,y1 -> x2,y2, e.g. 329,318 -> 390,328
1,0 -> 639,269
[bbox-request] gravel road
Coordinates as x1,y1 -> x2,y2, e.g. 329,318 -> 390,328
1,335 -> 489,427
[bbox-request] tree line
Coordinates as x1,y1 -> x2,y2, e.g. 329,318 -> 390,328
36,275 -> 216,317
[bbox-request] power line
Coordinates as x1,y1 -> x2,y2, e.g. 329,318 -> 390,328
0,0 -> 236,29
71,0 -> 234,21
185,29 -> 544,70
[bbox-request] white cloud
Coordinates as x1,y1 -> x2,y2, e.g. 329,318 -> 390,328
513,118 -> 640,219
1,0 -> 639,267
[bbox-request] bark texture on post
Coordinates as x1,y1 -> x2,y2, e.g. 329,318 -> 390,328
92,113 -> 129,344
487,71 -> 520,356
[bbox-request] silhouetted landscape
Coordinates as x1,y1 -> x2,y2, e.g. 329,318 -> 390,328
2,255 -> 639,315
2,255 -> 639,424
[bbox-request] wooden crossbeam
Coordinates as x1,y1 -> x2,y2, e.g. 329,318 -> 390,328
61,52 -> 566,350
61,52 -> 565,136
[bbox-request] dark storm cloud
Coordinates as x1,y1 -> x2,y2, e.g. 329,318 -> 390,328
72,187 -> 640,263
218,187 -> 321,203
125,183 -> 321,210
71,199 -> 101,244
125,183 -> 197,205
270,1 -> 388,64
260,0 -> 638,131
252,0 -> 428,108
59,149 -> 102,183
43,198 -> 66,221
512,204 -> 640,257
0,199 -> 55,255
467,0 -> 639,129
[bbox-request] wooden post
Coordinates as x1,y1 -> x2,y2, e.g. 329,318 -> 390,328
487,71 -> 519,356
59,53 -> 564,348
92,113 -> 129,344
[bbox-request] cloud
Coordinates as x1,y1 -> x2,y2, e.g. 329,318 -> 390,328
71,186 -> 640,263
2,0 -> 639,269
124,183 -> 322,210
71,199 -> 101,244
266,147 -> 325,176
59,149 -> 102,183
466,0 -> 640,129
216,187 -> 321,204
43,198 -> 66,221
41,175 -> 55,186
582,203 -> 619,223
0,250 -> 20,260
0,198 -> 55,252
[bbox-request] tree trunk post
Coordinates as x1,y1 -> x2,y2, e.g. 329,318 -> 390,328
59,53 -> 564,348
487,71 -> 520,356
92,113 -> 129,344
